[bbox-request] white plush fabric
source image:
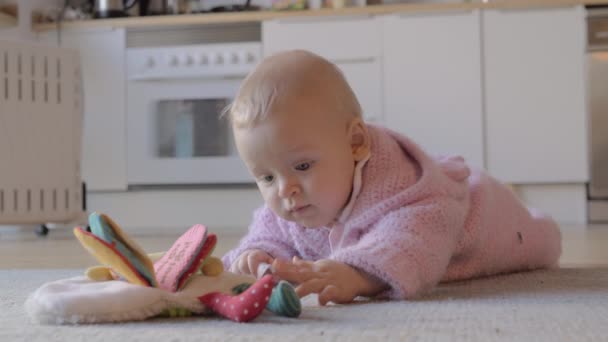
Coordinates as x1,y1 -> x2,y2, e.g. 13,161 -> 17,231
25,272 -> 255,324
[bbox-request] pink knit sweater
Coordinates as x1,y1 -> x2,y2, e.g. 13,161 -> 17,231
222,125 -> 562,299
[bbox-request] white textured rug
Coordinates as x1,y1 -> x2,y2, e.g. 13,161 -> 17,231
2,268 -> 607,341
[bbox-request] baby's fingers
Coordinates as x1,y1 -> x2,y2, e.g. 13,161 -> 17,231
295,278 -> 328,299
273,260 -> 317,284
272,258 -> 298,274
229,260 -> 239,273
318,285 -> 341,306
247,256 -> 261,277
292,256 -> 314,269
231,255 -> 251,275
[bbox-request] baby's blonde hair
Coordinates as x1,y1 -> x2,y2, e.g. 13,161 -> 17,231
224,50 -> 362,128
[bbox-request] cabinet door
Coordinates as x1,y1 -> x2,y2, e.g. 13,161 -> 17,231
39,28 -> 128,191
262,17 -> 383,122
382,10 -> 484,169
483,6 -> 588,183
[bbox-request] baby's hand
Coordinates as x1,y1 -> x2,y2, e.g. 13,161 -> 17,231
273,257 -> 387,306
230,249 -> 274,277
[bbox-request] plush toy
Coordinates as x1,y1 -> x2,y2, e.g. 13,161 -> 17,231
25,212 -> 301,324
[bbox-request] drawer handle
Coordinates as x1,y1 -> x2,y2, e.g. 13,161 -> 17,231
492,5 -> 577,13
128,74 -> 246,82
397,8 -> 475,18
274,14 -> 371,24
332,57 -> 376,64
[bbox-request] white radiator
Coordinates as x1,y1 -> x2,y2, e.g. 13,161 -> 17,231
0,40 -> 86,226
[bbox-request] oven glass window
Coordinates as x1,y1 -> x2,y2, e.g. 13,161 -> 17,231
156,99 -> 231,158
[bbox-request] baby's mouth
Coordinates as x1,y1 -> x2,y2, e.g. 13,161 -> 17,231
289,205 -> 311,214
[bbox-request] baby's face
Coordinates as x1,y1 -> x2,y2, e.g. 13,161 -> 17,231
234,101 -> 357,228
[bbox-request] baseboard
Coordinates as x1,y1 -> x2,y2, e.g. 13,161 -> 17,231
86,183 -> 588,232
513,183 -> 587,226
588,200 -> 608,223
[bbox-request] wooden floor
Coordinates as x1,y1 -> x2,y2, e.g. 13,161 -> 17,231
0,224 -> 607,269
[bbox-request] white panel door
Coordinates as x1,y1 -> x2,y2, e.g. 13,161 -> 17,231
382,10 -> 484,169
40,28 -> 128,191
483,6 -> 588,183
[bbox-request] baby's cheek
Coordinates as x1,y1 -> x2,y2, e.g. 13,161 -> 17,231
261,191 -> 279,209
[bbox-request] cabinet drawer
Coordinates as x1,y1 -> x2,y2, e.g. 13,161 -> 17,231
262,16 -> 381,61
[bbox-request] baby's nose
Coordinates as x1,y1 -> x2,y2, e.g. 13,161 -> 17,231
278,179 -> 300,198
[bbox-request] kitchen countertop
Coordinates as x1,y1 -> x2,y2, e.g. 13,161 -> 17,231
33,0 -> 608,32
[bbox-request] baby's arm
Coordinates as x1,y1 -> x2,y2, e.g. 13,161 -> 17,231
274,197 -> 467,303
222,206 -> 299,272
331,196 -> 468,300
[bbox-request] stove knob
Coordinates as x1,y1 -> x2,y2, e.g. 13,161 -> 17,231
214,53 -> 224,65
199,54 -> 209,65
183,55 -> 194,66
145,57 -> 155,68
246,52 -> 256,64
229,52 -> 239,64
168,55 -> 179,67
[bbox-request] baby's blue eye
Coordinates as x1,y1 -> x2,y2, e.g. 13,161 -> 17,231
263,175 -> 274,183
295,162 -> 311,171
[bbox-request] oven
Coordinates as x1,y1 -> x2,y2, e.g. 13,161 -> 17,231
126,40 -> 260,186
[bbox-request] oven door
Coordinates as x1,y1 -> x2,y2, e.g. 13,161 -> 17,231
127,77 -> 252,185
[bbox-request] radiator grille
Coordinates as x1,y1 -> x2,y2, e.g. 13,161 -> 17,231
0,42 -> 84,224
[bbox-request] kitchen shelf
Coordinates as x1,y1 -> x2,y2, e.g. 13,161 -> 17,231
0,12 -> 17,29
32,0 -> 608,32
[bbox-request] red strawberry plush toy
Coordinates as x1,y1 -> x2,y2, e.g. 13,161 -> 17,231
198,275 -> 275,322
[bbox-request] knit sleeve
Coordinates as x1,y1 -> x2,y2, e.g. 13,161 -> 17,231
330,196 -> 468,299
221,206 -> 298,270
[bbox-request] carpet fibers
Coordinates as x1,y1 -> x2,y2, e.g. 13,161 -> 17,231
1,268 -> 607,341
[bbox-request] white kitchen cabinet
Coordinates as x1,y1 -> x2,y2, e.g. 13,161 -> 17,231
382,10 -> 484,169
39,28 -> 128,191
483,6 -> 588,183
262,17 -> 383,122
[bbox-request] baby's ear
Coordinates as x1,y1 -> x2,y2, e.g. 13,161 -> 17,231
348,118 -> 370,161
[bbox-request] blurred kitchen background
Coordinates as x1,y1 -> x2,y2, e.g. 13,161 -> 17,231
0,0 -> 607,237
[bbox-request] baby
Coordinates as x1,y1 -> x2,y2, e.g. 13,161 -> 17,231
221,50 -> 561,305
